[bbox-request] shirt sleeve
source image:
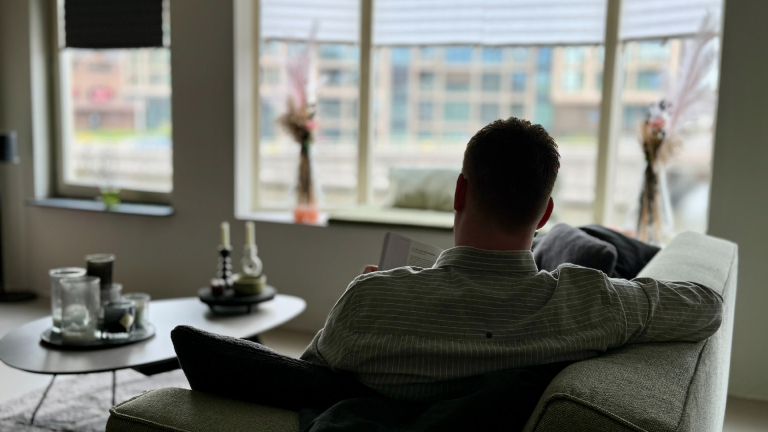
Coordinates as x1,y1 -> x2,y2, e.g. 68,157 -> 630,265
299,279 -> 360,371
607,276 -> 724,346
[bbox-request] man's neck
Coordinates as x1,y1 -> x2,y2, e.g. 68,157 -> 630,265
454,228 -> 534,251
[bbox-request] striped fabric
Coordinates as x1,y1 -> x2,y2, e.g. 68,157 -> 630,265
301,246 -> 723,401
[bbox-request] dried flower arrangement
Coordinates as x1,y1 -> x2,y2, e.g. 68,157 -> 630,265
636,13 -> 718,244
277,33 -> 319,223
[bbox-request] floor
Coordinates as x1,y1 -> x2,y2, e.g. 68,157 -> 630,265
2,298 -> 768,431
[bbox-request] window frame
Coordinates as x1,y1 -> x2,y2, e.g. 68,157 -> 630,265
50,0 -> 172,205
239,0 -> 704,227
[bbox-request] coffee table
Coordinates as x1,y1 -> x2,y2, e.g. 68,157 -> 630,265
0,295 -> 306,424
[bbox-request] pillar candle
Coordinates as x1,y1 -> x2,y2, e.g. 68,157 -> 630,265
246,221 -> 255,246
221,222 -> 230,248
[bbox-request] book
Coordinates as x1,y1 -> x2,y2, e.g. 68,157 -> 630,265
378,232 -> 445,271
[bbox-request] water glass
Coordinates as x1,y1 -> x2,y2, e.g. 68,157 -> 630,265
60,276 -> 101,344
86,253 -> 115,288
49,267 -> 86,333
122,293 -> 150,329
103,299 -> 136,336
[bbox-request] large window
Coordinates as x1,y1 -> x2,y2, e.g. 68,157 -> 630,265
55,1 -> 173,200
241,0 -> 723,236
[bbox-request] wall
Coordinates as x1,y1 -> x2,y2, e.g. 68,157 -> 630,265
708,0 -> 768,401
0,0 -> 453,333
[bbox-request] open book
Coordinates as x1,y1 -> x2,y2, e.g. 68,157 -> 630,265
378,232 -> 445,271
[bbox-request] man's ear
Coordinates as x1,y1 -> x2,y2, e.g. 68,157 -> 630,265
536,197 -> 554,230
454,174 -> 467,212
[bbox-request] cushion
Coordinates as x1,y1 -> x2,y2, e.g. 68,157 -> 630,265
171,325 -> 378,411
386,168 -> 460,212
533,223 -> 618,275
579,225 -> 660,279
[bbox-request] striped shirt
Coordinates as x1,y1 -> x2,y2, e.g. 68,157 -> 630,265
301,246 -> 723,401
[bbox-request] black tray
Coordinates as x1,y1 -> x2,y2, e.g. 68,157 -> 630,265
198,285 -> 276,314
41,324 -> 155,350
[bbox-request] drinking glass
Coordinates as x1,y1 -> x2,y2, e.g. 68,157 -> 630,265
49,267 -> 86,333
122,293 -> 150,329
60,276 -> 100,343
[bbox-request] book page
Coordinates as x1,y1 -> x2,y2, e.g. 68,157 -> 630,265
379,232 -> 444,271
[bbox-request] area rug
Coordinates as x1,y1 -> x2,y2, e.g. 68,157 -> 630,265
0,369 -> 190,432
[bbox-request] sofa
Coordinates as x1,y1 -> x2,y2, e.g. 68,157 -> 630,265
106,231 -> 738,432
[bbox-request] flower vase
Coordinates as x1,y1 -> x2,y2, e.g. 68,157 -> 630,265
294,138 -> 319,223
636,161 -> 674,246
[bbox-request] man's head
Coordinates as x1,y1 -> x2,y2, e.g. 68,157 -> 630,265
454,118 -> 560,249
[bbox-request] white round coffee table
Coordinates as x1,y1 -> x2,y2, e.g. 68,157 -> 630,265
0,295 -> 306,423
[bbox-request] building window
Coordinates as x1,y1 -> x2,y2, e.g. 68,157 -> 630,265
318,99 -> 342,119
55,3 -> 173,199
444,102 -> 470,121
510,103 -> 525,119
636,70 -> 662,90
480,103 -> 499,124
482,47 -> 503,64
419,72 -> 435,91
511,72 -> 527,92
445,72 -> 470,92
419,101 -> 433,121
445,46 -> 473,64
562,71 -> 584,92
482,73 -> 501,92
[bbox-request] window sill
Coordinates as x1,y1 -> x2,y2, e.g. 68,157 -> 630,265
242,207 -> 453,231
27,198 -> 174,217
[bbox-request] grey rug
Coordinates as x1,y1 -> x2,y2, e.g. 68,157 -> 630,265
0,369 -> 190,432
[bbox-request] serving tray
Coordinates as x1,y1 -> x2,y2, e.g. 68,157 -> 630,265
40,324 -> 155,350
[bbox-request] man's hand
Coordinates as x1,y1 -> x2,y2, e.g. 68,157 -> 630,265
363,265 -> 378,274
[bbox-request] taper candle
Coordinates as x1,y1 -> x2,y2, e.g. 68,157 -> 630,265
246,221 -> 255,246
221,222 -> 230,248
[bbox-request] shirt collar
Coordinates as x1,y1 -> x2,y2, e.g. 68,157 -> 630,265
433,246 -> 538,273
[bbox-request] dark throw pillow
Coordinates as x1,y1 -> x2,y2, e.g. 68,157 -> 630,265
578,224 -> 661,279
171,325 -> 378,411
533,223 -> 618,275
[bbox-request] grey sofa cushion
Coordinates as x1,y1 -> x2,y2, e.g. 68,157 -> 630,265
579,224 -> 660,279
533,223 -> 618,275
524,232 -> 738,432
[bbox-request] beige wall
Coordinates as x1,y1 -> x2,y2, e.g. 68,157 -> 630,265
1,0 -> 766,400
708,0 -> 768,401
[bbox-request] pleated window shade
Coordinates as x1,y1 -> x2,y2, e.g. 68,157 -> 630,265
64,0 -> 164,49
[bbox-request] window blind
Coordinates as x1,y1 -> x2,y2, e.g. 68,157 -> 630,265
64,0 -> 164,49
260,0 -> 722,45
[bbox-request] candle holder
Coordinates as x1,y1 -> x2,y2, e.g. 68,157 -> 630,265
241,245 -> 263,277
218,246 -> 233,288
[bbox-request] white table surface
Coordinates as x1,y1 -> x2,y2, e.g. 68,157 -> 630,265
0,295 -> 306,375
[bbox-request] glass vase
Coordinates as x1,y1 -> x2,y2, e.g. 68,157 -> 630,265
49,267 -> 87,333
635,162 -> 674,246
60,276 -> 101,343
293,139 -> 320,223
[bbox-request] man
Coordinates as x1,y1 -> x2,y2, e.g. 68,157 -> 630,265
301,118 -> 723,402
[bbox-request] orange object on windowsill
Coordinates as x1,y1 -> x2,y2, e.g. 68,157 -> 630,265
294,204 -> 319,224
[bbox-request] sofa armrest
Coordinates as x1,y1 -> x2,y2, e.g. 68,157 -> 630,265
106,388 -> 299,432
524,232 -> 738,432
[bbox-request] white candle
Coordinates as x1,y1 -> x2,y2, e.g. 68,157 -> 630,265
246,221 -> 255,246
221,221 -> 230,248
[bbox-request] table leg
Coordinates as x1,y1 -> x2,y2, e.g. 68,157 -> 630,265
29,374 -> 56,425
112,370 -> 117,406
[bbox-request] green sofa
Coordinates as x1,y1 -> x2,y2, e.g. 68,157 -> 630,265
106,232 -> 737,432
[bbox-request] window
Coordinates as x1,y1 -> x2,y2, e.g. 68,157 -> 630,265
445,46 -> 473,64
445,72 -> 470,92
419,101 -> 434,121
562,71 -> 584,92
511,72 -> 527,92
240,0 -> 724,237
482,73 -> 501,92
482,47 -> 503,64
55,2 -> 173,199
419,72 -> 435,91
444,103 -> 470,121
480,103 -> 499,124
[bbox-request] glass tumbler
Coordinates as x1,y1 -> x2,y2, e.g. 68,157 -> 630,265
122,293 -> 150,329
49,267 -> 86,333
60,276 -> 101,344
86,253 -> 115,289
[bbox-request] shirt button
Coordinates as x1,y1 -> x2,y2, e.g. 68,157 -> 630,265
486,332 -> 493,338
